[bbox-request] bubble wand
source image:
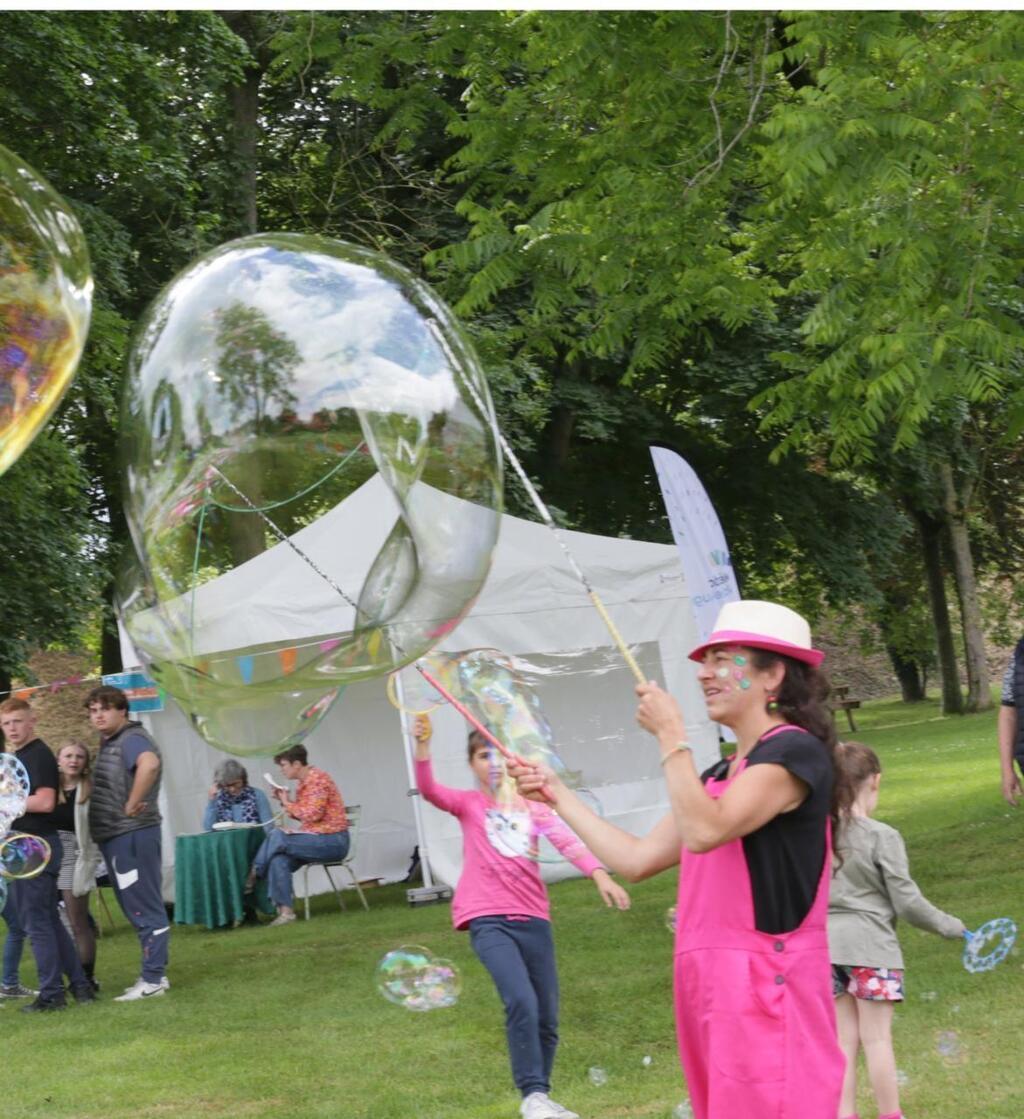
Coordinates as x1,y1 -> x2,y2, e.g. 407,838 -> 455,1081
206,466 -> 550,791
458,371 -> 645,686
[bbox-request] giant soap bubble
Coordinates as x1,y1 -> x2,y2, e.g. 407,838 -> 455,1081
402,647 -> 602,865
0,144 -> 92,474
120,234 -> 502,754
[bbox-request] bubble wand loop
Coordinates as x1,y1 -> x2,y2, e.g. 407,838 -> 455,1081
207,466 -> 549,797
460,377 -> 646,686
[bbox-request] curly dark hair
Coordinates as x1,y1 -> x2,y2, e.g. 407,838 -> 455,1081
750,649 -> 840,851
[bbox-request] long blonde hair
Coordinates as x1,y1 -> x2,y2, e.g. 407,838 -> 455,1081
57,741 -> 93,803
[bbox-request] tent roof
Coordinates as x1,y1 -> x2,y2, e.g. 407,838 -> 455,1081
149,472 -> 685,657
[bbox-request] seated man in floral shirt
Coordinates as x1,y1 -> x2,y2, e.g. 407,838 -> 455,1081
250,745 -> 349,926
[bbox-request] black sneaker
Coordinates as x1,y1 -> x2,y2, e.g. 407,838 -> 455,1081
20,995 -> 67,1013
71,984 -> 97,1004
0,982 -> 36,998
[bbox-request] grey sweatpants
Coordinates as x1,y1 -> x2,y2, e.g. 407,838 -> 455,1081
100,826 -> 169,983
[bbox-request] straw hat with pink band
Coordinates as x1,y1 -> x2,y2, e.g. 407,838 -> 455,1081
688,600 -> 825,668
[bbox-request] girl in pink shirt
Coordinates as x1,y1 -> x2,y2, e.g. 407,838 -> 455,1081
413,715 -> 629,1119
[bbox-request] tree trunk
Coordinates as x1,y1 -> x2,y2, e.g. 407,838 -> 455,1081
221,12 -> 268,237
939,462 -> 992,712
885,645 -> 926,702
101,578 -> 124,675
914,511 -> 964,714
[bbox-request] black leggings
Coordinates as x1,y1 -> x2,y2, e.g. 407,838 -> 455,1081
60,890 -> 96,976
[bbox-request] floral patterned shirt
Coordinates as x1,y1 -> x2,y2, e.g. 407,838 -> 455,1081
287,766 -> 348,834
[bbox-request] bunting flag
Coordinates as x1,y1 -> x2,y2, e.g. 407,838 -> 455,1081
279,647 -> 297,675
237,655 -> 255,685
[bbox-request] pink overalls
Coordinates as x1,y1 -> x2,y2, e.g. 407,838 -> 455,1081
673,754 -> 845,1119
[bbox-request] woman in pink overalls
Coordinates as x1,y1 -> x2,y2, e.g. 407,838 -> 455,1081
514,600 -> 845,1119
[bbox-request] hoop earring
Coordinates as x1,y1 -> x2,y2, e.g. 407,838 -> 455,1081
766,693 -> 779,713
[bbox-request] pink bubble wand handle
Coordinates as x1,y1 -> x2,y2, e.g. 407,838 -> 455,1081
413,662 -> 554,804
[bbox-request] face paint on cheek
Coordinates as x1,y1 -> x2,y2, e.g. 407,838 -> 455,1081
713,665 -> 733,691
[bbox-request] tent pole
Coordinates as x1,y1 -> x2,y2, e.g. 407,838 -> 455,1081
391,668 -> 435,890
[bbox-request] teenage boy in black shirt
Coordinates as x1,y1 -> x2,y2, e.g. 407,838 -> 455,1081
0,698 -> 91,1011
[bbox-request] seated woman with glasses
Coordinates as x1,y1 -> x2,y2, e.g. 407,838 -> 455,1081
202,760 -> 274,831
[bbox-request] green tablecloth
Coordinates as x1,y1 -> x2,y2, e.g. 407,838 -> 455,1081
174,827 -> 274,929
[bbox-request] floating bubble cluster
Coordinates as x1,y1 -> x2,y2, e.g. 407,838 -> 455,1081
0,143 -> 92,475
119,234 -> 502,754
375,945 -> 460,1012
665,905 -> 678,934
0,753 -> 30,835
0,832 -> 51,879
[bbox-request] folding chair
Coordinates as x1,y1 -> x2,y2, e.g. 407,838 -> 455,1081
298,805 -> 369,921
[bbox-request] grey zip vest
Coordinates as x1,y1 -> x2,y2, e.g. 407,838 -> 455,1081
89,721 -> 162,843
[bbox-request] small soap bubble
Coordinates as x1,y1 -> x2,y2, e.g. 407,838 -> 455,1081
665,906 -> 677,934
642,1055 -> 652,1067
935,1029 -> 963,1065
0,832 -> 51,879
895,1069 -> 910,1088
375,945 -> 460,1012
672,1102 -> 694,1119
951,1003 -> 960,1015
919,990 -> 937,1001
587,1067 -> 608,1087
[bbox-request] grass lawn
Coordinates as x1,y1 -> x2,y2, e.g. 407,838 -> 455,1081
4,693 -> 1022,1118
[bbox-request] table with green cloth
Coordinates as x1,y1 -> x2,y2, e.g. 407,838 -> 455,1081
174,827 -> 274,929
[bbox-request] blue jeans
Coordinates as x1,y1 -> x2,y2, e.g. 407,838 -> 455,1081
2,888 -> 26,987
469,916 -> 559,1098
100,827 -> 169,983
12,838 -> 87,1001
252,829 -> 349,908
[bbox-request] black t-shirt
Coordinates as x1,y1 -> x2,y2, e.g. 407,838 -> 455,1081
10,738 -> 60,837
50,784 -> 77,832
701,728 -> 833,935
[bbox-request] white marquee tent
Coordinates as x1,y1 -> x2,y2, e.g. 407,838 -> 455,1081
120,475 -> 719,903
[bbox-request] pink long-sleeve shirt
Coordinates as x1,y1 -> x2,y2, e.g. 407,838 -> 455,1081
415,758 -> 603,930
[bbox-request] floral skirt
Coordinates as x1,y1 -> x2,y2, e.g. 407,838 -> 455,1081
832,963 -> 904,1001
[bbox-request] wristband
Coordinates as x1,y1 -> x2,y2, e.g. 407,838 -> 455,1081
659,743 -> 692,766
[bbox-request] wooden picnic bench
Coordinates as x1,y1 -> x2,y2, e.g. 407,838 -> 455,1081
832,684 -> 862,732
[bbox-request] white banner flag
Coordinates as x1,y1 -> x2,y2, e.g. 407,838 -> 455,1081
649,443 -> 740,643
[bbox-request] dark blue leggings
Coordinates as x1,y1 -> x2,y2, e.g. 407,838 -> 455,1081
469,915 -> 559,1098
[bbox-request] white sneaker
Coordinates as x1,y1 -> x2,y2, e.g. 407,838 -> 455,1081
113,979 -> 166,1002
520,1093 -> 564,1119
545,1100 -> 579,1119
